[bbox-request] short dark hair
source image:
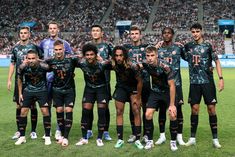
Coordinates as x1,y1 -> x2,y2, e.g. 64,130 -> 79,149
190,23 -> 202,30
27,49 -> 38,56
54,40 -> 63,47
112,46 -> 128,60
48,21 -> 59,28
82,43 -> 98,56
19,26 -> 30,32
146,45 -> 157,54
162,27 -> 174,35
91,24 -> 103,31
130,25 -> 141,34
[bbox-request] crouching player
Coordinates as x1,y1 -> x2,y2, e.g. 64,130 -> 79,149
139,46 -> 178,151
46,40 -> 79,146
112,46 -> 143,149
15,50 -> 51,145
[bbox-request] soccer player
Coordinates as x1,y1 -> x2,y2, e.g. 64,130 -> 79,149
46,40 -> 78,146
39,21 -> 72,140
15,50 -> 51,145
184,23 -> 224,148
86,24 -> 113,141
112,46 -> 143,149
7,26 -> 41,140
154,27 -> 186,145
140,46 -> 178,151
124,25 -> 150,143
75,43 -> 110,147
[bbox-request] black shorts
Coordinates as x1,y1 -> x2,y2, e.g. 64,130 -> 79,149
53,88 -> 76,108
22,90 -> 49,108
13,81 -> 26,105
142,81 -> 151,104
188,82 -> 217,105
113,86 -> 137,103
82,85 -> 109,104
176,86 -> 184,105
146,90 -> 170,111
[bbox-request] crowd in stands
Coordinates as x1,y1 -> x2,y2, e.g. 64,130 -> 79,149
152,0 -> 198,31
59,0 -> 110,32
175,33 -> 225,54
103,0 -> 154,31
203,0 -> 235,31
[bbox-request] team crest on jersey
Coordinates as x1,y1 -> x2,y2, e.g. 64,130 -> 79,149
172,51 -> 176,55
140,47 -> 145,51
201,49 -> 205,53
160,52 -> 164,56
129,49 -> 132,52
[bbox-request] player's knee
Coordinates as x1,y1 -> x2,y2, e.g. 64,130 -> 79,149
191,105 -> 199,114
207,105 -> 216,115
41,107 -> 49,116
116,108 -> 124,116
65,107 -> 73,113
20,108 -> 29,117
145,111 -> 153,120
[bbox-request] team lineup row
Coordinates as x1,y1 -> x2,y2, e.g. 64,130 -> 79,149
7,22 -> 224,151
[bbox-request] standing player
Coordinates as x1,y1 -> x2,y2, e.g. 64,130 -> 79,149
7,26 -> 41,140
154,27 -> 186,145
140,46 -> 178,151
75,43 -> 110,147
112,46 -> 143,149
86,24 -> 112,141
39,21 -> 72,140
46,40 -> 78,146
15,50 -> 51,145
184,23 -> 224,148
124,25 -> 150,143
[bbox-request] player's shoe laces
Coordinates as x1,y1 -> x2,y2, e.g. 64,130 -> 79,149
96,138 -> 104,147
177,134 -> 186,145
141,135 -> 149,144
212,139 -> 222,148
15,136 -> 26,145
75,138 -> 88,146
30,132 -> 37,140
134,140 -> 144,149
44,136 -> 52,145
103,131 -> 112,141
62,138 -> 69,147
155,133 -> 166,145
185,137 -> 196,146
86,130 -> 93,139
144,140 -> 154,150
55,130 -> 62,140
12,131 -> 20,140
127,135 -> 136,143
170,140 -> 178,151
114,139 -> 124,148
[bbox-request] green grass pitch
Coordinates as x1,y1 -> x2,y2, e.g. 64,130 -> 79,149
0,67 -> 235,157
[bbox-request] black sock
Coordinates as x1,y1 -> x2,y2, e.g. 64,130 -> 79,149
145,119 -> 154,140
64,112 -> 73,139
56,112 -> 65,136
159,107 -> 166,133
129,105 -> 135,135
16,108 -> 21,131
191,114 -> 198,137
209,115 -> 218,139
43,115 -> 51,136
97,107 -> 106,139
170,120 -> 178,140
177,105 -> 183,134
88,109 -> 94,130
135,126 -> 141,140
104,107 -> 110,131
30,107 -> 38,132
117,125 -> 123,140
19,116 -> 27,136
142,104 -> 147,135
81,108 -> 91,139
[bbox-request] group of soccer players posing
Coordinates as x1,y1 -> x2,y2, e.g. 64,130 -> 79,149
7,21 -> 224,151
